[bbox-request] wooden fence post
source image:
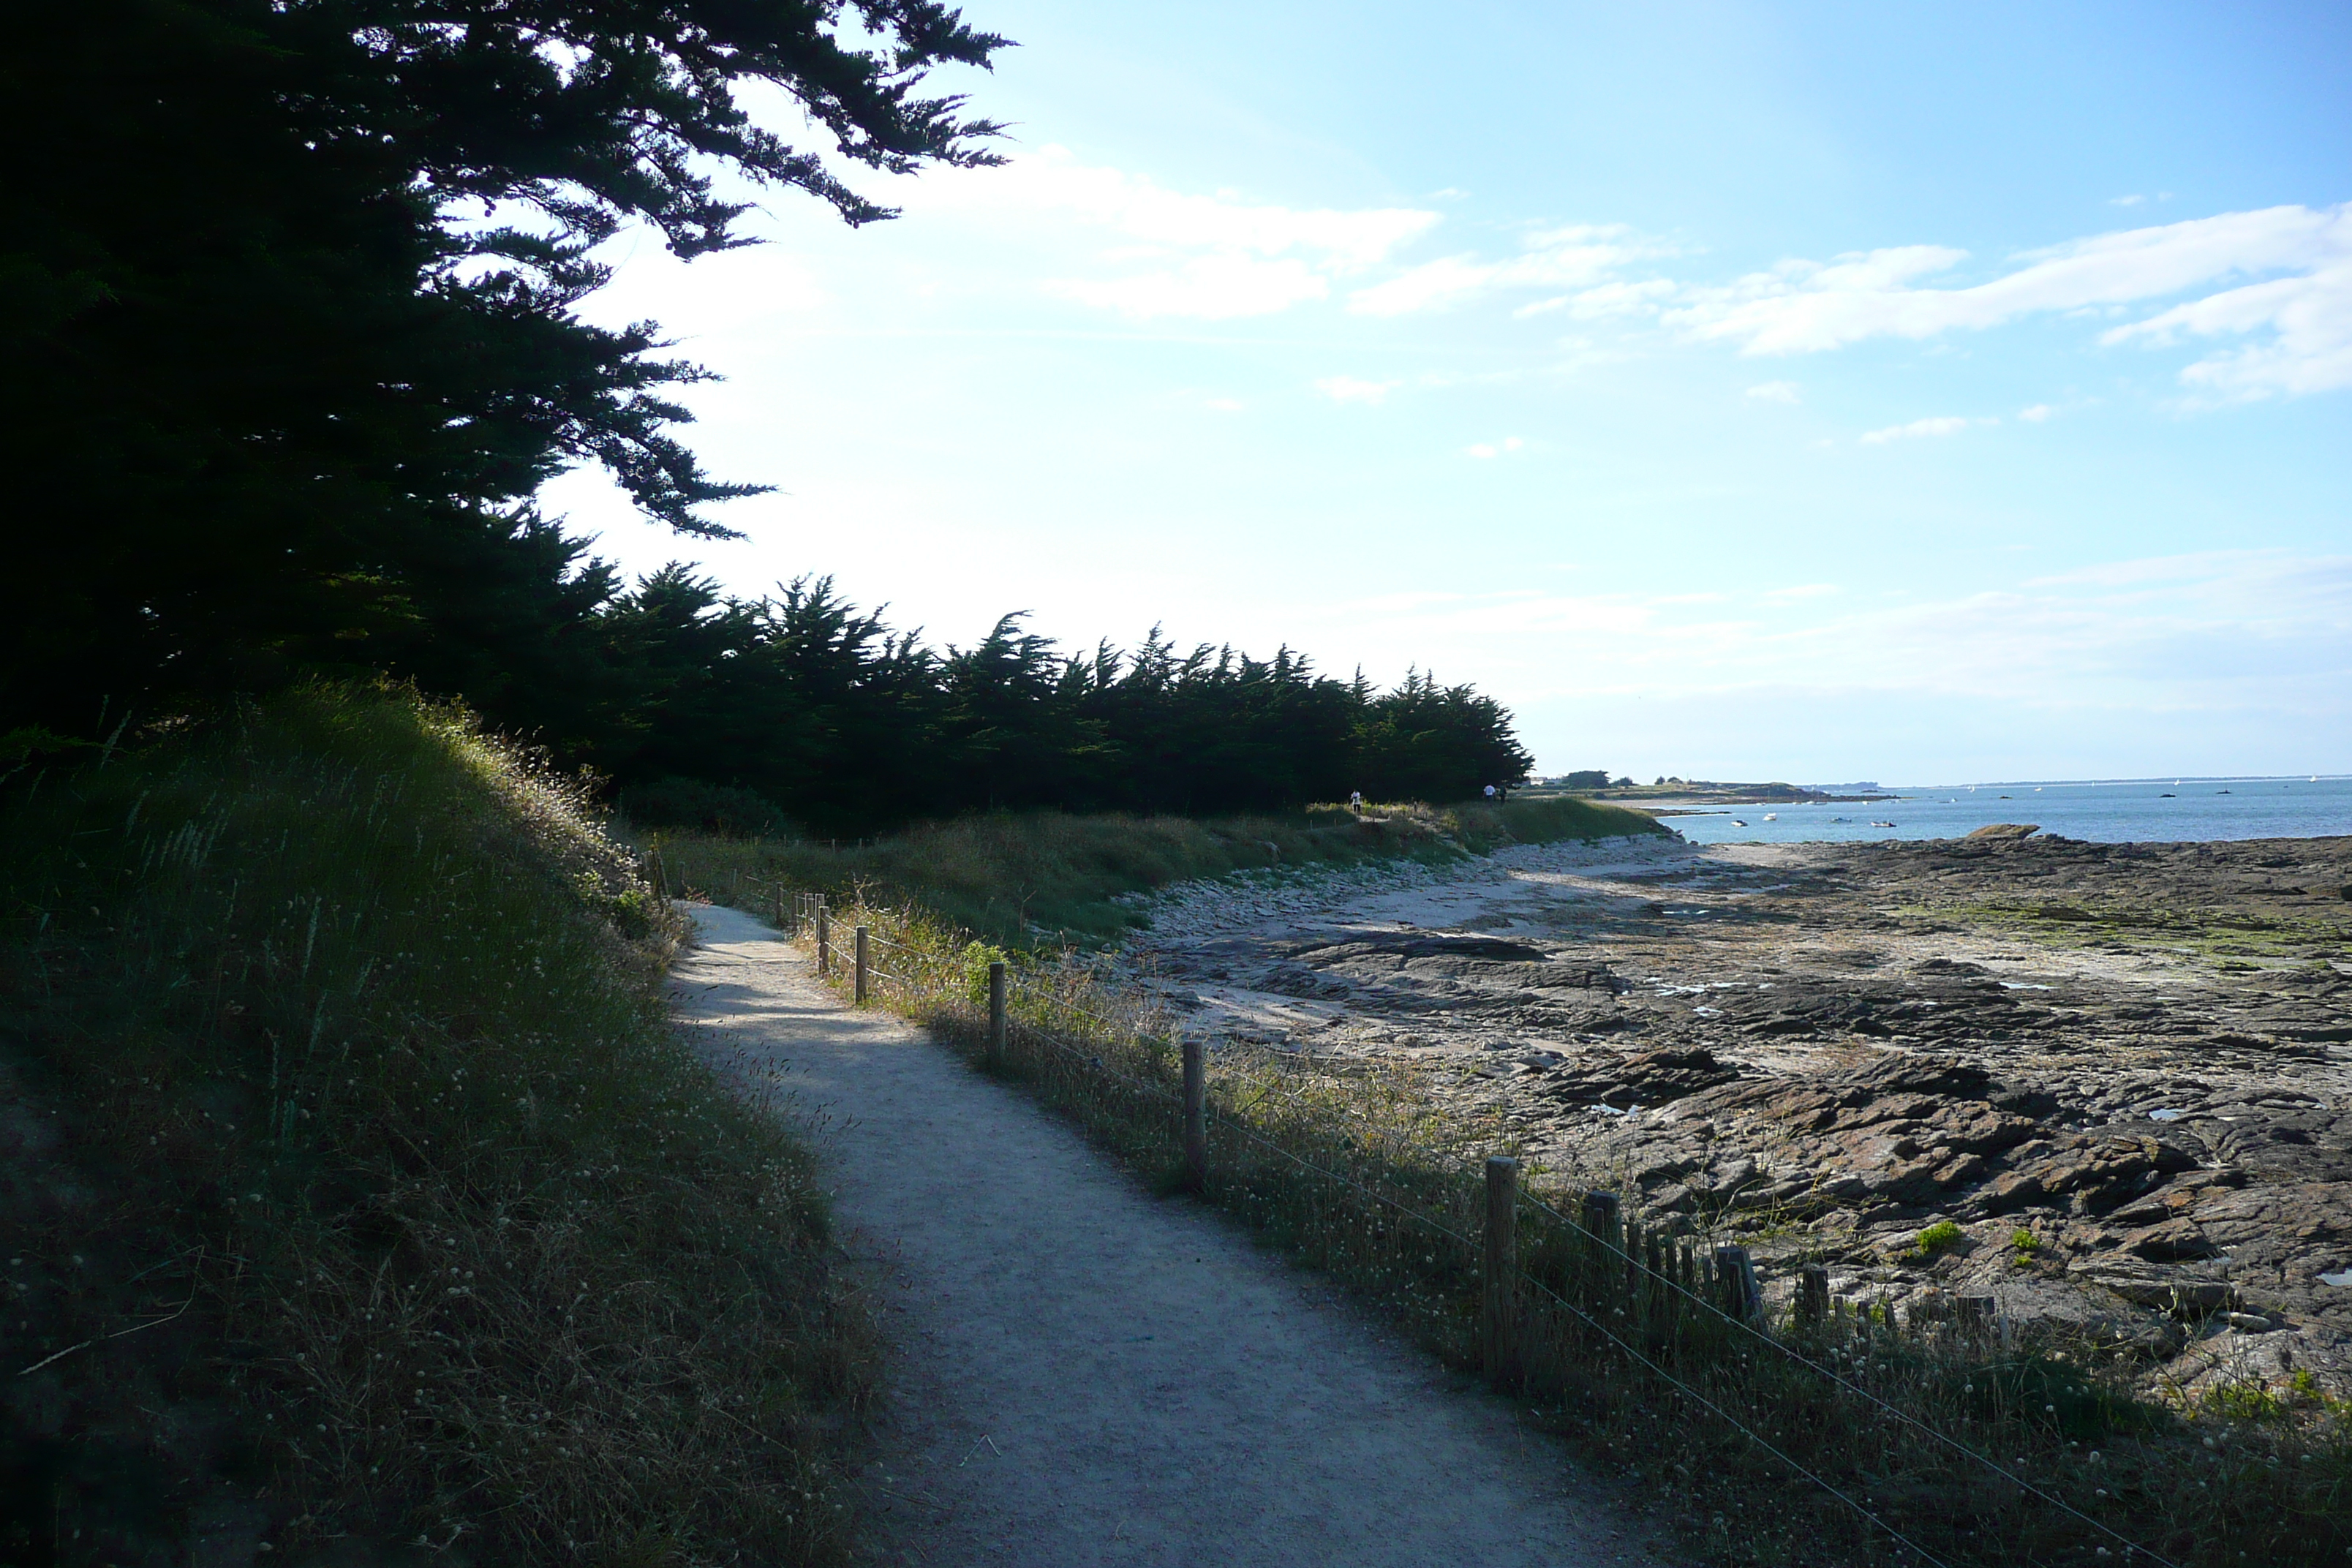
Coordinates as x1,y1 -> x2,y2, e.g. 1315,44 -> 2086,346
1799,1263 -> 1830,1328
1715,1245 -> 1763,1324
1181,1038 -> 1207,1191
853,925 -> 870,1004
1483,1156 -> 1520,1384
815,905 -> 831,975
987,960 -> 1007,1066
1580,1191 -> 1622,1303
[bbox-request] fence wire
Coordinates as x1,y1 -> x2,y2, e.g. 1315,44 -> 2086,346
741,883 -> 2186,1568
1511,1193 -> 2177,1568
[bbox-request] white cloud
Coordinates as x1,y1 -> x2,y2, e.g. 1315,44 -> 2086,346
1858,415 -> 1986,445
2103,263 -> 2352,398
1762,583 -> 1839,602
1553,278 -> 1681,320
2019,403 -> 2054,421
1659,203 -> 2352,397
1466,436 -> 1526,459
1348,226 -> 1676,317
1315,375 -> 1403,405
917,146 -> 1440,321
2111,195 -> 2146,208
1745,380 -> 1801,404
957,146 -> 1439,264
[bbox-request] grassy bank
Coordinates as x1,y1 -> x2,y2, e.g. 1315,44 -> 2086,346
0,689 -> 870,1564
735,887 -> 2351,1568
644,794 -> 1667,948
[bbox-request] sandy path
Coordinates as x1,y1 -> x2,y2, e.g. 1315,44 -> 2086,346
671,902 -> 1667,1568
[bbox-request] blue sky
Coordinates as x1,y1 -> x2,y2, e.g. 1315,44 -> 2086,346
541,0 -> 2352,784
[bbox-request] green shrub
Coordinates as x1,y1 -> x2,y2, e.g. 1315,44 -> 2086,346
1915,1220 -> 1966,1256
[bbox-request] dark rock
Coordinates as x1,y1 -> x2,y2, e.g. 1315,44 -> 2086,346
1965,823 -> 2040,840
1540,1047 -> 1743,1107
2120,1218 -> 2220,1261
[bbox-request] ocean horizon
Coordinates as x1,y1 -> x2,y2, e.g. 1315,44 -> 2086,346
1667,774 -> 2352,847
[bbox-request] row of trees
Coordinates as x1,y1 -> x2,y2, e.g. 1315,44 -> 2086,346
475,568 -> 1531,834
1,2 -> 1534,829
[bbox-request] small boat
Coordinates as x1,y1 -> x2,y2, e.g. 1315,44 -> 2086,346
2217,789 -> 2231,795
1870,820 -> 1896,828
1730,818 -> 1747,827
1763,813 -> 1778,821
2159,793 -> 2174,798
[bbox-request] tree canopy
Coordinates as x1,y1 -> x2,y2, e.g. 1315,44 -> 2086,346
2,0 -> 1006,728
2,3 -> 1539,818
535,571 -> 1535,834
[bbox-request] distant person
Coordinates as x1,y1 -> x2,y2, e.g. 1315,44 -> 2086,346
1482,783 -> 1498,804
1349,790 -> 1364,815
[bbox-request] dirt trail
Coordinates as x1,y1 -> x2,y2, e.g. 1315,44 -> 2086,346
671,902 -> 1665,1568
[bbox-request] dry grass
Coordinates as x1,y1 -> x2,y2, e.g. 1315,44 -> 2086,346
0,687 -> 872,1564
743,888 -> 2352,1568
644,794 -> 1665,949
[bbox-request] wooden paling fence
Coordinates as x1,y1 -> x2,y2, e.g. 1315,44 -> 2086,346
743,883 -> 2179,1568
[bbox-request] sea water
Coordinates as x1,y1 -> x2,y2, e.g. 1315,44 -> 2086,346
1665,775 -> 2352,846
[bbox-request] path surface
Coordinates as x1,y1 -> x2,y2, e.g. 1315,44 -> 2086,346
671,903 -> 1669,1568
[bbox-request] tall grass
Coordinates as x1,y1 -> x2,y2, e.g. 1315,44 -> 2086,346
645,794 -> 1667,948
755,889 -> 2352,1568
0,688 -> 871,1564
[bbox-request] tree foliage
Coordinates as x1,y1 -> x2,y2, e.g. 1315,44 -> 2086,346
1,0 -> 1006,728
565,573 -> 1534,834
1,3 -> 1539,822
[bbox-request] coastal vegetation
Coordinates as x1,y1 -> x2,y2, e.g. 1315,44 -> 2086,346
0,687 -> 872,1560
648,793 -> 1661,947
730,877 -> 2352,1568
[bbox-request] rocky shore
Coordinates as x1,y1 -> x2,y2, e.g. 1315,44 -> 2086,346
1119,829 -> 2352,1391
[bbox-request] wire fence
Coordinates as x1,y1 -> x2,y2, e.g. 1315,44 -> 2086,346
706,875 -> 2336,1568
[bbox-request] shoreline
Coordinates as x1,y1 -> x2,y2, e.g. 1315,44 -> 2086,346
1121,830 -> 2352,1389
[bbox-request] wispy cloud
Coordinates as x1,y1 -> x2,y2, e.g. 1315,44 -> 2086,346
928,146 -> 1439,321
2018,403 -> 2055,422
1858,415 -> 1989,445
1315,375 -> 1403,405
1347,226 -> 1678,317
1661,204 -> 2352,398
1466,436 -> 1526,459
912,150 -> 2352,399
1744,380 -> 1801,404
